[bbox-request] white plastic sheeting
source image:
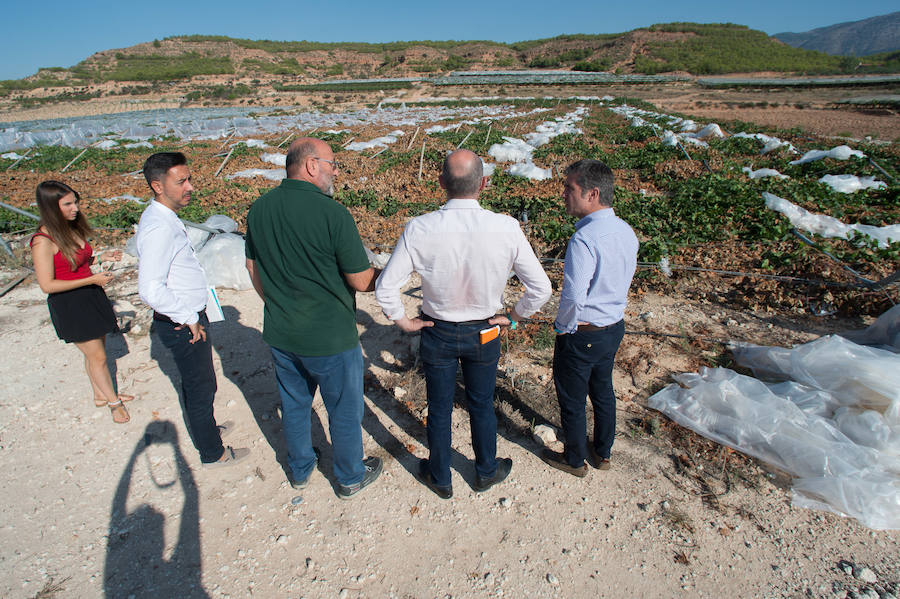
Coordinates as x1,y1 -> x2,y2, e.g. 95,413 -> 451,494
742,167 -> 788,180
762,192 -> 900,248
818,174 -> 886,194
184,216 -> 251,290
0,104 -> 553,153
648,334 -> 900,529
227,168 -> 285,182
487,107 -> 587,180
790,145 -> 866,165
840,304 -> 900,352
731,132 -> 798,155
345,129 -> 405,151
260,153 -> 286,166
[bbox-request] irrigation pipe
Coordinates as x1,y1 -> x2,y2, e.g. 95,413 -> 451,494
790,229 -> 900,290
868,158 -> 895,182
0,271 -> 30,298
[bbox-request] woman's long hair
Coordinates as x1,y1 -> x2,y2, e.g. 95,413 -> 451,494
35,180 -> 92,269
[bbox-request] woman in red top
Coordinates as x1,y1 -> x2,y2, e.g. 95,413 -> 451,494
30,181 -> 132,424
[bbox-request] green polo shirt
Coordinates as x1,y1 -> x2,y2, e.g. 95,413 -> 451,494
245,179 -> 370,356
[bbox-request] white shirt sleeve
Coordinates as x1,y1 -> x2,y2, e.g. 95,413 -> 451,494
511,230 -> 552,318
375,229 -> 415,322
137,222 -> 199,325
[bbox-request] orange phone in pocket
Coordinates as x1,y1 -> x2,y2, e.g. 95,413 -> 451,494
479,325 -> 500,344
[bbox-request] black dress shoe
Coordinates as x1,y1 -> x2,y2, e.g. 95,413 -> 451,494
541,449 -> 588,477
474,457 -> 512,492
416,459 -> 452,499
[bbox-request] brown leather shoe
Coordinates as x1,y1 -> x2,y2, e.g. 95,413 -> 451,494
540,449 -> 588,478
588,445 -> 611,470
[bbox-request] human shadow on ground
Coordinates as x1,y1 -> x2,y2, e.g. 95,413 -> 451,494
104,331 -> 130,396
104,420 -> 208,599
213,305 -> 295,480
356,309 -> 485,490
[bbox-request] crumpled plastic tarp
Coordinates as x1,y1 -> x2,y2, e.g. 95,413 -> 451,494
790,145 -> 866,165
818,174 -> 886,194
647,333 -> 900,530
763,192 -> 900,248
839,304 -> 900,352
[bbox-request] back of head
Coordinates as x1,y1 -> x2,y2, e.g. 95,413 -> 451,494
285,138 -> 322,180
566,159 -> 614,207
143,152 -> 187,193
34,180 -> 91,267
441,150 -> 484,199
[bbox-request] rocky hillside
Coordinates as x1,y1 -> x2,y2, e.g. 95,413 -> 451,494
775,11 -> 900,57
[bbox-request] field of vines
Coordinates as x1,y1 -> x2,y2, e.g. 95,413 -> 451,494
1,97 -> 897,317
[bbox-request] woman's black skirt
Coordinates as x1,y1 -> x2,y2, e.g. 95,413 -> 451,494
47,284 -> 119,343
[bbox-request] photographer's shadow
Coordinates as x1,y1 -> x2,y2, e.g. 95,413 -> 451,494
214,305 -> 294,480
104,420 -> 207,599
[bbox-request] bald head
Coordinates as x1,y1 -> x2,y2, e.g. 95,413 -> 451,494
286,137 -> 337,195
440,149 -> 485,199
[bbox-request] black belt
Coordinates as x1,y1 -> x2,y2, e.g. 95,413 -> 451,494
423,315 -> 491,326
576,320 -> 621,332
153,310 -> 206,326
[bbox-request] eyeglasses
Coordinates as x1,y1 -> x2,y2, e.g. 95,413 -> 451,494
314,157 -> 340,169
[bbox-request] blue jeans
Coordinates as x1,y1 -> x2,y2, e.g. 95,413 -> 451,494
420,318 -> 501,488
270,344 -> 365,487
553,320 -> 625,467
153,313 -> 223,463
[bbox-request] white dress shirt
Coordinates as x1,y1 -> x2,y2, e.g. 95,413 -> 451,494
136,200 -> 208,325
555,208 -> 638,333
376,198 -> 551,322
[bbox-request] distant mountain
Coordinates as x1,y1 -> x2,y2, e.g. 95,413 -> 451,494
775,12 -> 900,56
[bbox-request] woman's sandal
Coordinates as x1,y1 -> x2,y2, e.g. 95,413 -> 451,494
94,394 -> 135,408
107,399 -> 130,424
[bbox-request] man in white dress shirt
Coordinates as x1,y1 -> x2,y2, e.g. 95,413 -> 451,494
376,149 -> 551,498
137,152 -> 249,467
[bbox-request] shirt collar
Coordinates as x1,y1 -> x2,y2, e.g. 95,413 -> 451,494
442,198 -> 482,210
279,178 -> 326,195
575,207 -> 614,230
150,199 -> 179,220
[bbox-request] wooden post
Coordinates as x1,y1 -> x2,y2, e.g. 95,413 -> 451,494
277,133 -> 294,148
218,128 -> 236,148
482,123 -> 492,149
215,147 -> 235,177
406,127 -> 420,150
340,137 -> 356,148
369,147 -> 388,159
456,130 -> 473,149
61,146 -> 91,173
5,148 -> 31,171
418,138 -> 426,182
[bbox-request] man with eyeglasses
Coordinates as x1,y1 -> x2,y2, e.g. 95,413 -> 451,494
244,137 -> 383,499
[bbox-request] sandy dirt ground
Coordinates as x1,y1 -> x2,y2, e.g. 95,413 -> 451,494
0,252 -> 898,599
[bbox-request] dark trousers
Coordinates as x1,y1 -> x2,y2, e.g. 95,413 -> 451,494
553,320 -> 625,467
419,318 -> 501,488
153,313 -> 223,463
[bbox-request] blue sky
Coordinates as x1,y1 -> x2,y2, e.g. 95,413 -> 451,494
1,0 -> 896,80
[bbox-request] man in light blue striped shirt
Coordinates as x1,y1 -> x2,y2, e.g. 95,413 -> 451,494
541,159 -> 638,478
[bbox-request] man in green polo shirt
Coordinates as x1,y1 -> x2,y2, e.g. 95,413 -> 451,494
244,137 -> 382,499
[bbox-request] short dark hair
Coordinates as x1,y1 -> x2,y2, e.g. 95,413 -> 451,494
285,139 -> 318,177
565,159 -> 614,207
441,153 -> 483,198
143,152 -> 187,191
